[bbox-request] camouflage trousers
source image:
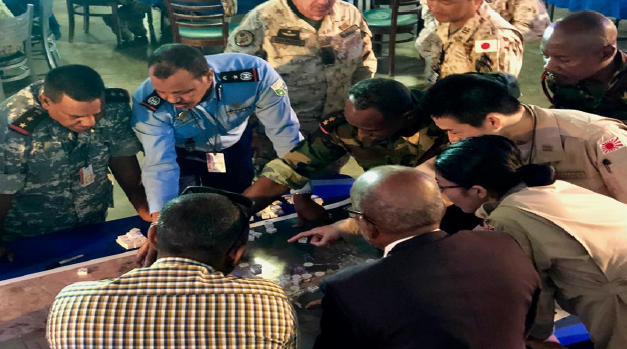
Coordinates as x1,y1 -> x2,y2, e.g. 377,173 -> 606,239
103,1 -> 150,41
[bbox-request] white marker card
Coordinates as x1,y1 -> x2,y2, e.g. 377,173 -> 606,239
79,164 -> 95,187
206,152 -> 227,173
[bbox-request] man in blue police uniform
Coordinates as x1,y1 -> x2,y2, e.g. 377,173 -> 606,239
132,44 -> 303,222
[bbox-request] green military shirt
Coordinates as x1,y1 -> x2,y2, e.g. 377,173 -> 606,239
262,110 -> 447,189
544,50 -> 627,121
0,81 -> 142,240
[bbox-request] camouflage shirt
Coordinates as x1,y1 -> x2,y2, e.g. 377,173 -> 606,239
262,110 -> 447,189
544,50 -> 627,122
225,0 -> 377,132
431,1 -> 524,80
0,82 -> 142,240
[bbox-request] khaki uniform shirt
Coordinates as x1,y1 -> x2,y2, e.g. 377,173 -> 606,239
477,181 -> 627,349
432,1 -> 523,79
225,0 -> 377,132
521,105 -> 627,204
0,82 -> 141,239
262,111 -> 446,189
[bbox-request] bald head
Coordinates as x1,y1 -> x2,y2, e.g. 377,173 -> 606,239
542,11 -> 618,85
553,11 -> 617,45
351,166 -> 443,235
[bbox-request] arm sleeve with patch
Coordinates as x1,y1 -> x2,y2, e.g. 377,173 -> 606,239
352,14 -> 377,83
131,93 -> 179,214
225,10 -> 267,58
589,122 -> 627,204
104,88 -> 142,158
253,63 -> 303,157
472,30 -> 523,77
261,115 -> 348,189
0,108 -> 30,195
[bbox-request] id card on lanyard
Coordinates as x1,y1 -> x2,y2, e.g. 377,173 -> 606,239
188,107 -> 227,173
79,164 -> 95,187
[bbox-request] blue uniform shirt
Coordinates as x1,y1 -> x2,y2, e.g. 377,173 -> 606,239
132,53 -> 303,213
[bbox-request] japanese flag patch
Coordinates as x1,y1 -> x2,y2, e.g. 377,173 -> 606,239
475,40 -> 498,53
600,136 -> 625,154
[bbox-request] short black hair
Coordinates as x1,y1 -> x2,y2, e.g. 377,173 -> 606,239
348,78 -> 414,119
156,193 -> 249,257
148,44 -> 209,79
43,65 -> 105,103
435,135 -> 555,198
423,74 -> 521,127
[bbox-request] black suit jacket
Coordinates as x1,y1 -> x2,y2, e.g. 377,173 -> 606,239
313,230 -> 541,349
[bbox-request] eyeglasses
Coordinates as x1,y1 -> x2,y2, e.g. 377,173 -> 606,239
437,184 -> 464,193
344,207 -> 377,226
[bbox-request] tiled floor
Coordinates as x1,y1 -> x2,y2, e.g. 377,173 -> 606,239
3,1 -> 627,221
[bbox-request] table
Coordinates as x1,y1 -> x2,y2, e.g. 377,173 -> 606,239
0,176 -> 591,349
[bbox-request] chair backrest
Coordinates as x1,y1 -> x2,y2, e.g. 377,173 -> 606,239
0,4 -> 34,48
164,0 -> 230,47
348,0 -> 374,12
36,0 -> 53,38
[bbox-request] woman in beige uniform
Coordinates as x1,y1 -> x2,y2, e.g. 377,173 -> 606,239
434,135 -> 627,349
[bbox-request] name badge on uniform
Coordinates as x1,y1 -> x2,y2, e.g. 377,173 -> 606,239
79,164 -> 95,187
207,153 -> 227,173
339,24 -> 359,38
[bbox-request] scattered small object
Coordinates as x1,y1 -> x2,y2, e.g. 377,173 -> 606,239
250,264 -> 263,275
302,273 -> 313,282
116,228 -> 146,249
303,262 -> 314,267
298,237 -> 308,244
314,271 -> 326,277
307,285 -> 319,293
266,227 -> 277,234
239,262 -> 250,268
77,267 -> 90,276
290,285 -> 300,292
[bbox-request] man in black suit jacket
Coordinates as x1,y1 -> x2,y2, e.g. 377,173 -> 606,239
314,165 -> 542,349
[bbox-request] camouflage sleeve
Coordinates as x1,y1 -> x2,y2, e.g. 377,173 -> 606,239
225,10 -> 266,58
104,102 -> 142,158
352,14 -> 377,83
472,29 -> 524,77
511,0 -> 539,35
261,128 -> 348,189
0,110 -> 26,195
589,121 -> 627,204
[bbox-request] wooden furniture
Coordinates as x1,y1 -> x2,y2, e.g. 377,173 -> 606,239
0,4 -> 34,101
66,0 -> 122,45
164,0 -> 231,49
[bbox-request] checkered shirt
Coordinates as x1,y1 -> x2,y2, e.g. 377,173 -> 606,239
46,257 -> 299,349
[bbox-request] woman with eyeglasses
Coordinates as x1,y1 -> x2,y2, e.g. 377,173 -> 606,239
434,135 -> 627,349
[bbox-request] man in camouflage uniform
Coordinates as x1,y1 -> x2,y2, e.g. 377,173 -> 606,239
225,0 -> 377,133
0,65 -> 150,260
421,0 -> 523,82
541,11 -> 627,122
243,78 -> 447,222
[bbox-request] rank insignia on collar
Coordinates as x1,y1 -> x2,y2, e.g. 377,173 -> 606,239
219,68 -> 260,83
140,90 -> 164,111
105,88 -> 130,103
9,107 -> 46,136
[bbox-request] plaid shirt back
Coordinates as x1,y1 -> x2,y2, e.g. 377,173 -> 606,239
47,257 -> 299,349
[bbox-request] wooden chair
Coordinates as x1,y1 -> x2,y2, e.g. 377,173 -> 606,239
363,0 -> 421,76
66,0 -> 122,45
33,0 -> 60,69
0,5 -> 34,92
164,0 -> 232,49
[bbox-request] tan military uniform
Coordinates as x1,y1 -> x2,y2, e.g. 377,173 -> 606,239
225,0 -> 376,132
431,1 -> 523,79
476,181 -> 627,349
485,0 -> 538,37
520,104 -> 627,204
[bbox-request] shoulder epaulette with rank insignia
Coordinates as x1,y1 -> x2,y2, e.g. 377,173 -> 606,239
319,111 -> 347,135
9,107 -> 46,136
105,88 -> 130,103
140,90 -> 165,111
219,68 -> 260,83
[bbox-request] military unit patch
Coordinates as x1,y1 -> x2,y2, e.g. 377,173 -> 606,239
140,90 -> 164,111
271,79 -> 287,96
219,68 -> 260,83
235,30 -> 255,47
9,107 -> 46,136
105,88 -> 130,103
